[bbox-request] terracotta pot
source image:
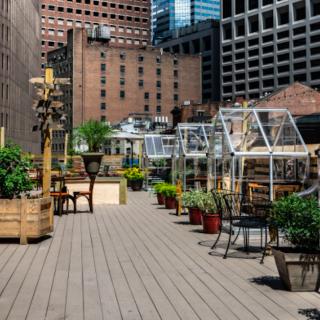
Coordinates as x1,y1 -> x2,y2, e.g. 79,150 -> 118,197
202,213 -> 221,234
189,207 -> 202,225
130,179 -> 143,191
272,247 -> 320,292
157,193 -> 165,205
165,197 -> 176,209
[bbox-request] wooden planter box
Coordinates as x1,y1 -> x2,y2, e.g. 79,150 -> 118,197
0,197 -> 53,244
272,247 -> 320,291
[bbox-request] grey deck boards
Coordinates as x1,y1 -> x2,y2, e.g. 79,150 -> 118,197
0,191 -> 319,320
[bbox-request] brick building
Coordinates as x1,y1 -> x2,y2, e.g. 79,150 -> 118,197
48,28 -> 201,152
255,82 -> 320,144
0,0 -> 41,153
41,0 -> 151,69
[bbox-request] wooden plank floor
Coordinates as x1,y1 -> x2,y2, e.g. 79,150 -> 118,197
0,191 -> 319,320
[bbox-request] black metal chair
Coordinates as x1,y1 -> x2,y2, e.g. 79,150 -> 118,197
210,191 -> 271,263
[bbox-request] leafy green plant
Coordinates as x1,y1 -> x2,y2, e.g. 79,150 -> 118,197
160,184 -> 176,198
73,120 -> 114,152
271,194 -> 320,251
0,145 -> 34,199
123,167 -> 144,181
153,182 -> 169,194
198,192 -> 217,214
182,190 -> 203,208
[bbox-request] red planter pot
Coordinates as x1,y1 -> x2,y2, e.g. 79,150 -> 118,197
202,213 -> 221,234
165,197 -> 176,209
157,193 -> 165,205
188,207 -> 202,225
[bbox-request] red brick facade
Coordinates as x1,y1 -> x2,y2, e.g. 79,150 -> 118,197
41,0 -> 151,68
48,28 -> 202,127
255,82 -> 320,117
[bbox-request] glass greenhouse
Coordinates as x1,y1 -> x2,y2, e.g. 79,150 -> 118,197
143,134 -> 176,187
173,123 -> 214,191
208,108 -> 310,200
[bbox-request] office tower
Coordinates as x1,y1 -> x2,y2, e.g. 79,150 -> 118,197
221,0 -> 320,101
0,0 -> 41,152
152,0 -> 220,44
158,19 -> 220,102
41,0 -> 151,69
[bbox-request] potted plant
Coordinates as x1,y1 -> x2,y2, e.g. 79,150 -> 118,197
161,184 -> 177,209
124,167 -> 144,191
198,192 -> 221,234
182,190 -> 203,225
0,144 -> 53,244
73,120 -> 113,176
154,182 -> 168,205
270,194 -> 320,291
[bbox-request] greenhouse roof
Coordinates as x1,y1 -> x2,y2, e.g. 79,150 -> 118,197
176,123 -> 214,157
212,108 -> 309,158
144,134 -> 176,159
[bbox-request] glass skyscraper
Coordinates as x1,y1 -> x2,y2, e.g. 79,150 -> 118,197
152,0 -> 220,44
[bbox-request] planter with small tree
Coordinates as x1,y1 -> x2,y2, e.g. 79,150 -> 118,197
73,120 -> 113,176
182,190 -> 203,225
124,167 -> 144,191
270,194 -> 320,291
0,144 -> 53,244
161,184 -> 177,209
198,192 -> 221,234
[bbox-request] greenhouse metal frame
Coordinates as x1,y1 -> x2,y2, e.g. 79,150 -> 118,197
173,123 -> 214,191
208,108 -> 310,201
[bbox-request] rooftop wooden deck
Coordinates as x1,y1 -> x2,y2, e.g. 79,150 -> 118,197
0,192 -> 319,320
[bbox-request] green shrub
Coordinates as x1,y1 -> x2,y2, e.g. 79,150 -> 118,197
123,167 -> 144,181
153,182 -> 169,194
160,184 -> 176,198
271,194 -> 320,251
197,192 -> 217,214
0,145 -> 34,199
182,190 -> 203,208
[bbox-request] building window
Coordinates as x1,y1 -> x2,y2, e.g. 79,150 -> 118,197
174,70 -> 178,78
174,94 -> 179,101
100,51 -> 106,59
101,116 -> 106,122
144,92 -> 149,99
138,79 -> 144,87
101,102 -> 106,110
101,63 -> 106,72
174,82 -> 178,89
156,81 -> 161,88
156,68 -> 161,76
156,105 -> 161,113
138,66 -> 144,75
173,58 -> 178,65
101,89 -> 106,97
120,65 -> 125,74
120,78 -> 125,85
138,54 -> 144,62
157,93 -> 161,100
101,76 -> 106,84
144,105 -> 149,112
156,56 -> 161,64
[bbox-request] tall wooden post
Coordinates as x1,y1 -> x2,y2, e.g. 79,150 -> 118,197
42,67 -> 54,197
0,127 -> 5,148
64,133 -> 69,165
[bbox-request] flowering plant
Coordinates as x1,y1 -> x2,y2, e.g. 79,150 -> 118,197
123,167 -> 144,181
